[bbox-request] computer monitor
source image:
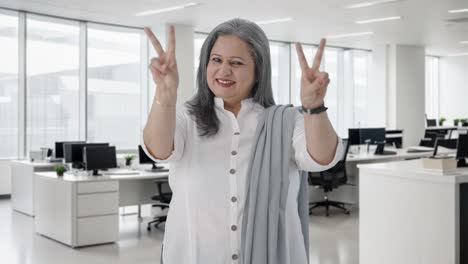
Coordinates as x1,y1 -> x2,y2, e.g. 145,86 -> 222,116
55,141 -> 85,158
64,143 -> 109,168
84,146 -> 117,176
360,128 -> 386,144
456,134 -> 468,168
348,128 -> 386,145
348,129 -> 361,146
138,145 -> 162,171
433,138 -> 458,156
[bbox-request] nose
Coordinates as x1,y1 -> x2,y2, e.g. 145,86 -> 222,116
220,62 -> 232,76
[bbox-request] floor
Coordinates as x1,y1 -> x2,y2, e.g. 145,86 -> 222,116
0,199 -> 358,264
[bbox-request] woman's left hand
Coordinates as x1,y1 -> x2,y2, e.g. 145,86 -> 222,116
295,39 -> 330,108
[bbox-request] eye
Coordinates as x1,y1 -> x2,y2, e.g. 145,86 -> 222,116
211,57 -> 222,63
230,61 -> 243,66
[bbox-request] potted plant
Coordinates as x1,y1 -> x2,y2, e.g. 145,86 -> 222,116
54,165 -> 66,177
461,118 -> 468,126
124,154 -> 136,167
438,117 -> 446,126
454,118 -> 460,126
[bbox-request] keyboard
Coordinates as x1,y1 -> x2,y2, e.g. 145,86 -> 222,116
407,146 -> 434,153
374,150 -> 397,156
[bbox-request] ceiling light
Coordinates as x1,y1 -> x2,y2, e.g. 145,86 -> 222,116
447,53 -> 468,57
460,41 -> 468,44
356,16 -> 402,24
256,17 -> 294,25
448,8 -> 468,14
345,0 -> 403,9
327,31 -> 374,39
135,3 -> 199,16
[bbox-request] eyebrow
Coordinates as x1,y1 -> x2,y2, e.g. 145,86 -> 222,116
210,53 -> 246,62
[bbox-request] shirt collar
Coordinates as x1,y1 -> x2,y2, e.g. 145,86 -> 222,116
214,97 -> 256,112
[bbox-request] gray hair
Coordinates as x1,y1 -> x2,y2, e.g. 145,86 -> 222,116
186,18 -> 276,137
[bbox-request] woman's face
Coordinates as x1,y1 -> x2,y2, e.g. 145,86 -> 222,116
206,35 -> 256,104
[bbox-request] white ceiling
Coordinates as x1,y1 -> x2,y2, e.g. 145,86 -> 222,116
1,0 -> 468,56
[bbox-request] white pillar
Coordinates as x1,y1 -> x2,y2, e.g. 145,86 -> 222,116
387,44 -> 426,147
368,44 -> 388,128
171,24 -> 195,104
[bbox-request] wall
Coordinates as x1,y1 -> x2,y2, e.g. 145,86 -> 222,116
439,56 -> 468,122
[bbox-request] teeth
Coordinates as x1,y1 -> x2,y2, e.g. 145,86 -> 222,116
218,79 -> 234,84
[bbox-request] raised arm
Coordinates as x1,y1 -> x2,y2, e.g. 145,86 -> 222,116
295,39 -> 338,165
143,25 -> 179,160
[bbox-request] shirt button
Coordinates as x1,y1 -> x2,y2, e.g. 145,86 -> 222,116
231,196 -> 237,202
232,254 -> 239,260
230,169 -> 236,174
231,225 -> 237,231
231,151 -> 237,155
234,132 -> 240,135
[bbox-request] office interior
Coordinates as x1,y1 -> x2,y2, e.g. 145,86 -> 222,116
1,0 -> 468,263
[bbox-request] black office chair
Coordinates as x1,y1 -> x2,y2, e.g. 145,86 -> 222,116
147,178 -> 172,231
419,131 -> 445,147
309,139 -> 351,216
433,138 -> 458,156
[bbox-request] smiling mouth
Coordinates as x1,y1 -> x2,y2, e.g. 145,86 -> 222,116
216,78 -> 236,88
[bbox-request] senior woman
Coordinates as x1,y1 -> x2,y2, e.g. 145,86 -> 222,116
142,18 -> 343,264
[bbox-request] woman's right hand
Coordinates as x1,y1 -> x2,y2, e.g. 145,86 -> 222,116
144,25 -> 179,106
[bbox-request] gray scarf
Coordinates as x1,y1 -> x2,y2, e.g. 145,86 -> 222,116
241,105 -> 310,264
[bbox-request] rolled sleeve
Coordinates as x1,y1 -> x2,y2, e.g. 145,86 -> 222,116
292,112 -> 344,172
141,106 -> 187,163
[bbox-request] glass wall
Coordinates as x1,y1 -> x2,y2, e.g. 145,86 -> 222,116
1,8 -> 149,158
323,47 -> 340,127
193,33 -> 206,92
270,41 -> 290,104
0,11 -> 18,158
87,24 -> 143,150
26,15 -> 81,151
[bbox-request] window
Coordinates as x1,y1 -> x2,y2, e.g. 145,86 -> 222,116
323,47 -> 340,127
87,24 -> 143,150
26,15 -> 80,152
193,33 -> 206,92
0,12 -> 18,158
269,41 -> 290,104
352,51 -> 370,125
425,56 -> 439,119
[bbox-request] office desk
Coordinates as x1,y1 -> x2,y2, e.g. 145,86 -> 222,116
10,160 -> 58,216
347,147 -> 436,163
34,169 -> 169,248
358,159 -> 468,264
318,147 -> 454,205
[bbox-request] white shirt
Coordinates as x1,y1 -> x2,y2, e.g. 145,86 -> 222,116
142,97 -> 343,264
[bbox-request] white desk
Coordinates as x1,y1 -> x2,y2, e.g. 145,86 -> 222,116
358,159 -> 468,264
322,147 -> 449,205
34,169 -> 169,248
347,147 -> 436,163
10,160 -> 58,216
